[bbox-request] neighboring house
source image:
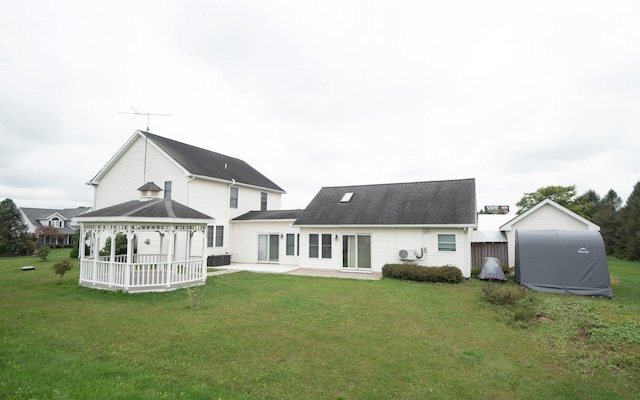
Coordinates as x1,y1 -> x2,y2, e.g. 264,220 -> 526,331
292,179 -> 477,277
499,199 -> 600,267
20,206 -> 91,246
87,130 -> 286,258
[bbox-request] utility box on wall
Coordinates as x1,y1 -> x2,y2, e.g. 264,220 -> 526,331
207,254 -> 231,266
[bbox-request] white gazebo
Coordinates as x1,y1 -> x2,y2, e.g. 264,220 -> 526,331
74,183 -> 214,293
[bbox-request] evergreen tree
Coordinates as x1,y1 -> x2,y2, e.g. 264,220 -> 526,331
617,181 -> 640,261
592,189 -> 622,255
0,198 -> 29,254
573,189 -> 601,220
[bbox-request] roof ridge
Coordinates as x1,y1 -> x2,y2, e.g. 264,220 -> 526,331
142,131 -> 246,162
321,178 -> 475,189
123,199 -> 164,216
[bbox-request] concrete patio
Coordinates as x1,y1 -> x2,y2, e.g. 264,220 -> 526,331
208,263 -> 382,280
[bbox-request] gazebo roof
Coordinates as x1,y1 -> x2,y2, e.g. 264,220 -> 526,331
75,199 -> 213,223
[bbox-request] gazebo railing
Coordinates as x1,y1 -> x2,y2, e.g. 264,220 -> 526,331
80,255 -> 205,292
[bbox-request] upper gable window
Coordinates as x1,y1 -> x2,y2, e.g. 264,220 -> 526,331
230,187 -> 238,208
48,217 -> 62,228
164,181 -> 172,199
340,192 -> 354,203
261,192 -> 268,211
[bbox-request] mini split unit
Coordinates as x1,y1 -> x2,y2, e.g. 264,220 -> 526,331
398,248 -> 426,261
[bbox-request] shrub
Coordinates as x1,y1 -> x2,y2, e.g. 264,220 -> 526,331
52,259 -> 72,284
36,246 -> 51,261
471,267 -> 481,278
513,306 -> 537,322
382,263 -> 463,283
480,282 -> 528,306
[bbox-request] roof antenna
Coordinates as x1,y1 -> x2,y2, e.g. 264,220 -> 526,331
118,106 -> 172,131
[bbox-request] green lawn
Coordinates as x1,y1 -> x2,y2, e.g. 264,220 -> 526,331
1,250 -> 638,399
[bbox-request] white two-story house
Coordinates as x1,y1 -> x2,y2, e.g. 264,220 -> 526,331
87,130 -> 286,262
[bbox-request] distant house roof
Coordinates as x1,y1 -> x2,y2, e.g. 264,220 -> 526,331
293,178 -> 477,226
89,131 -> 285,193
74,199 -> 212,222
499,199 -> 599,231
20,207 -> 91,234
232,209 -> 305,221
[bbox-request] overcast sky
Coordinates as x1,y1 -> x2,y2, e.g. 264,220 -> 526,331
1,1 -> 639,213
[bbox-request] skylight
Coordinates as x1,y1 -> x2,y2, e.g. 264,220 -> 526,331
340,192 -> 354,203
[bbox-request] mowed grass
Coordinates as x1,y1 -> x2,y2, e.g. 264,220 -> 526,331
0,250 -> 638,399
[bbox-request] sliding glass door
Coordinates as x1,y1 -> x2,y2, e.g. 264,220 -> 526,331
258,234 -> 279,262
342,234 -> 371,269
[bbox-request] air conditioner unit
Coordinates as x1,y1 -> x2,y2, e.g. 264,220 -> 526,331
398,249 -> 416,261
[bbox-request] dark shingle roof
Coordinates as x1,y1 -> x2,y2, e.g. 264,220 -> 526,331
78,199 -> 212,220
137,182 -> 163,192
293,179 -> 477,226
143,132 -> 284,192
232,209 -> 305,221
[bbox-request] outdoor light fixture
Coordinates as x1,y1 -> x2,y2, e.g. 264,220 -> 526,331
335,234 -> 339,241
144,239 -> 151,245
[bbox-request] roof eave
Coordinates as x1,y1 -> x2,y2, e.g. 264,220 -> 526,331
293,223 -> 477,229
73,216 -> 215,225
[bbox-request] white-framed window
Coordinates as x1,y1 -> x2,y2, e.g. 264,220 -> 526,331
285,234 -> 300,256
207,226 -> 214,247
48,218 -> 62,228
261,192 -> 268,211
215,225 -> 224,247
309,233 -> 332,258
164,181 -> 172,199
230,187 -> 238,208
438,234 -> 456,251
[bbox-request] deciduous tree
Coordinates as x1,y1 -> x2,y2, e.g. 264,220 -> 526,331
516,185 -> 578,215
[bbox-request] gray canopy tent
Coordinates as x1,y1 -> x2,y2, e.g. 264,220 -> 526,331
515,230 -> 612,298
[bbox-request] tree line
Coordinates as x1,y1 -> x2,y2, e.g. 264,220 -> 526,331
515,181 -> 640,261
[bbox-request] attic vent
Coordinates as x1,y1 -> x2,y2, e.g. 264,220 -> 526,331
340,192 -> 354,203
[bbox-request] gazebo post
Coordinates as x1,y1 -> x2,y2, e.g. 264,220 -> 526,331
201,225 -> 207,281
108,229 -> 116,288
92,230 -> 99,286
166,227 -> 174,287
78,225 -> 84,283
125,227 -> 134,290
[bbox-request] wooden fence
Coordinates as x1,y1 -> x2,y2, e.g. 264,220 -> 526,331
471,242 -> 508,268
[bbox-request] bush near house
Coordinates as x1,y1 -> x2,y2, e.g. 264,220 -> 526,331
382,263 -> 463,283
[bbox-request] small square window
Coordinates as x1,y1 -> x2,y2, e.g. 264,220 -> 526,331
438,234 -> 456,251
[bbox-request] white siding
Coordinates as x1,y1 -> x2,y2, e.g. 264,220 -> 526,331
297,227 -> 472,276
95,136 -> 186,209
230,220 -> 299,266
504,203 -> 591,267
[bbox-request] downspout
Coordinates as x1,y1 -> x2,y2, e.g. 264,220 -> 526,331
186,175 -> 195,207
226,178 -> 236,254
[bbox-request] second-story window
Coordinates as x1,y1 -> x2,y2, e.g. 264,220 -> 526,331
261,192 -> 267,211
230,187 -> 238,208
164,181 -> 172,199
